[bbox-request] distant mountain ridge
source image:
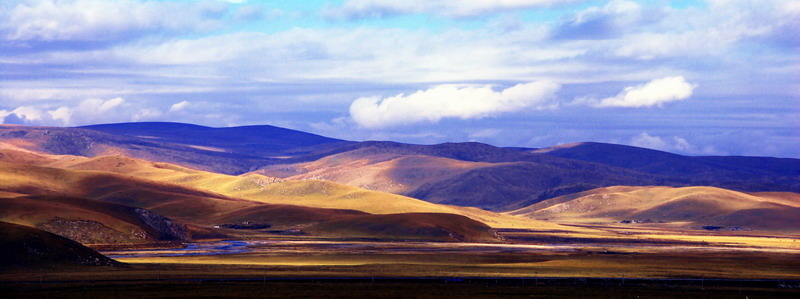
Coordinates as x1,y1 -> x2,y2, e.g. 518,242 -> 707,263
2,122 -> 798,211
80,122 -> 349,158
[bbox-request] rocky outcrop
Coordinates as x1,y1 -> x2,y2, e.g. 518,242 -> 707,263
135,208 -> 191,241
38,217 -> 148,244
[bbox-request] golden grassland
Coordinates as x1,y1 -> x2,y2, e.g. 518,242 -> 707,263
509,185 -> 800,233
1,142 -> 798,286
260,149 -> 494,194
2,245 -> 796,281
49,238 -> 800,280
0,152 -> 504,242
87,223 -> 800,281
0,146 -> 575,232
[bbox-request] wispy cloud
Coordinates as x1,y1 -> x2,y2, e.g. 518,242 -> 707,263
350,81 -> 560,128
552,0 -> 644,40
324,0 -> 585,19
629,132 -> 721,155
1,0 -> 229,41
0,0 -> 797,157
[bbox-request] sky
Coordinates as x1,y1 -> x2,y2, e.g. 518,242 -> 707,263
1,0 -> 798,158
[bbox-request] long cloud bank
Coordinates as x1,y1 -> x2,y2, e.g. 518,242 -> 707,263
325,0 -> 584,19
350,81 -> 560,128
351,76 -> 696,128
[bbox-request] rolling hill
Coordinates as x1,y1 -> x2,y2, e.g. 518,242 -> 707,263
0,142 -> 564,231
0,144 -> 515,242
253,142 -> 683,211
509,186 -> 800,232
80,122 -> 350,159
0,123 -> 348,174
255,140 -> 800,211
3,122 -> 799,212
0,195 -> 189,244
534,142 -> 800,190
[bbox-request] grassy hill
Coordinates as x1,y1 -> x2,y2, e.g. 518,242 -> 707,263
509,186 -> 800,232
256,143 -> 676,211
0,145 -> 515,242
0,195 -> 189,244
535,142 -> 800,190
0,142 -> 563,231
4,123 -> 799,212
80,122 -> 349,159
255,140 -> 800,211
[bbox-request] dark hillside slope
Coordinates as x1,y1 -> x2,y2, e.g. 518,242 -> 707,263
3,123 -> 798,211
535,142 -> 800,192
263,140 -> 799,211
292,141 -> 539,163
1,124 -> 348,174
0,161 -> 497,242
405,162 -> 672,211
80,122 -> 349,158
0,221 -> 122,268
0,125 -> 268,174
0,195 -> 190,244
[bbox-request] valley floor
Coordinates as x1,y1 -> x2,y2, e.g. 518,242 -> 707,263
3,228 -> 799,298
3,276 -> 800,299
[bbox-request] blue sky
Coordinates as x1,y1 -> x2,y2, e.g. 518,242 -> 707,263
1,0 -> 798,158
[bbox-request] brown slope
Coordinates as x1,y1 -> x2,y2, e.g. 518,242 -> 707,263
256,144 -> 675,211
0,143 -> 558,231
255,147 -> 493,194
312,213 -> 496,242
509,186 -> 800,232
0,156 -> 501,242
0,195 -> 189,244
0,124 -> 265,174
0,221 -> 122,269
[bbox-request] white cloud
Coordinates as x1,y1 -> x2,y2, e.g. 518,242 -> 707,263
77,97 -> 125,114
8,106 -> 45,121
611,0 -> 800,60
0,97 -> 136,126
628,132 -> 725,155
325,0 -> 584,19
593,76 -> 695,108
630,132 -> 670,151
629,132 -> 699,153
553,0 -> 643,39
1,106 -> 47,124
169,101 -> 190,112
133,108 -> 163,121
349,80 -> 560,128
48,106 -> 72,124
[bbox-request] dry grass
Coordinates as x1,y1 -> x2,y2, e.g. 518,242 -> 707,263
509,186 -> 800,233
0,145 -> 571,232
102,236 -> 800,280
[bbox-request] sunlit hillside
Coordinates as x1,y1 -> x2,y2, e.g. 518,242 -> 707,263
510,186 -> 800,232
254,147 -> 494,194
0,143 -> 565,231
